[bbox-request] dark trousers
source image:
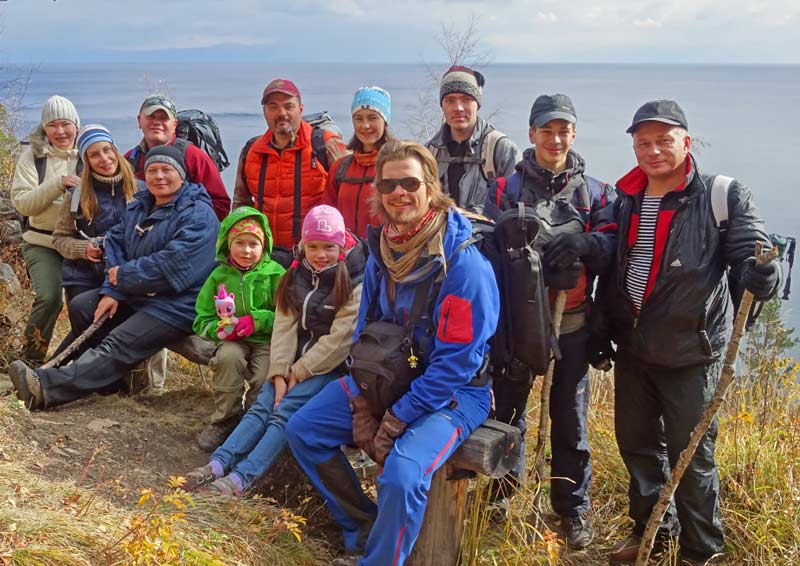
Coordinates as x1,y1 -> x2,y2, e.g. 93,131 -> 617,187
35,289 -> 185,407
51,284 -> 97,358
492,327 -> 592,516
614,350 -> 724,561
21,243 -> 63,363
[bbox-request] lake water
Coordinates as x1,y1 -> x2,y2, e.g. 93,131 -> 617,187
3,62 -> 798,347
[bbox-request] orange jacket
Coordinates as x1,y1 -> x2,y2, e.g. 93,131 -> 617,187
325,152 -> 383,239
234,121 -> 343,248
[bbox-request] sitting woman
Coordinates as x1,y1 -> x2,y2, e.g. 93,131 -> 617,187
9,145 -> 219,410
182,205 -> 366,495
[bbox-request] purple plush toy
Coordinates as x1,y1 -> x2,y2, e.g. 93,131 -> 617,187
214,284 -> 239,340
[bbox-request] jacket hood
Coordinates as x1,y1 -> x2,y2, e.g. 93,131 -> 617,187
216,206 -> 275,264
366,207 -> 473,283
616,153 -> 697,196
429,116 -> 491,149
27,124 -> 79,160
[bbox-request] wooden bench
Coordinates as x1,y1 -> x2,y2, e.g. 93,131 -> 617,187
407,418 -> 522,566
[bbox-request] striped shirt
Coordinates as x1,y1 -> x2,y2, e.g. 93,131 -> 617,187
625,195 -> 663,311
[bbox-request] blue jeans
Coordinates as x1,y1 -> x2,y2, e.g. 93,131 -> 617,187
286,374 -> 491,565
210,371 -> 340,488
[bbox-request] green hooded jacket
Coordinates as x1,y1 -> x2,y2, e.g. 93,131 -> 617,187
193,206 -> 286,344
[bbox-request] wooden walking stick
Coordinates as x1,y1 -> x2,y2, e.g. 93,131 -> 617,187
40,312 -> 110,370
533,289 -> 568,510
634,242 -> 777,566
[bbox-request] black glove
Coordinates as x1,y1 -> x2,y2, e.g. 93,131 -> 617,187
587,335 -> 615,371
544,261 -> 582,290
743,259 -> 779,300
543,233 -> 597,270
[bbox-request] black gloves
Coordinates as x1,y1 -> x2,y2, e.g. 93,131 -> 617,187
587,335 -> 615,371
544,261 -> 582,290
543,233 -> 598,270
743,259 -> 780,300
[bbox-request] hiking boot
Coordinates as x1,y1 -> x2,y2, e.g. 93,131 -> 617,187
203,475 -> 242,496
563,513 -> 594,549
182,464 -> 219,492
9,360 -> 44,410
197,417 -> 239,452
609,532 -> 672,564
332,555 -> 361,566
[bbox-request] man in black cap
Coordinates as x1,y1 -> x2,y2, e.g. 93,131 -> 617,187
426,65 -> 520,211
483,93 -> 617,548
604,100 -> 780,565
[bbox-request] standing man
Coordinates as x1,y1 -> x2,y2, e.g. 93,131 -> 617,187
427,65 -> 520,212
484,94 -> 617,548
233,79 -> 348,250
286,141 -> 499,566
125,95 -> 230,220
605,100 -> 779,565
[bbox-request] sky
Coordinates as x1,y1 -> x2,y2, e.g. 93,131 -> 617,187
0,0 -> 798,64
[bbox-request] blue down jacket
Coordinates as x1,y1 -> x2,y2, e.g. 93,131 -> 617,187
101,181 -> 219,332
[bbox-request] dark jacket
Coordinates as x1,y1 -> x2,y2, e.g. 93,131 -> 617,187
125,136 -> 231,221
484,148 -> 617,314
358,208 -> 500,424
101,181 -> 219,332
61,178 -> 129,289
605,155 -> 773,368
294,233 -> 367,359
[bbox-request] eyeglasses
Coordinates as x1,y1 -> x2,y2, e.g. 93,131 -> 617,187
140,95 -> 176,114
375,177 -> 424,195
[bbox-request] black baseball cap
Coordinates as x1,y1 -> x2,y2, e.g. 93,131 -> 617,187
626,100 -> 688,134
529,94 -> 577,128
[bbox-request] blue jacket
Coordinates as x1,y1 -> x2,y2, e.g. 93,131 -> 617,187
101,182 -> 219,332
62,177 -> 129,289
358,208 -> 500,424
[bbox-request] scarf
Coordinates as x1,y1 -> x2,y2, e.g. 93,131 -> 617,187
91,171 -> 124,185
353,149 -> 378,167
380,208 -> 447,301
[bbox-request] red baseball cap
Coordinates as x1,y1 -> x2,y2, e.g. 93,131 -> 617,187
261,79 -> 301,105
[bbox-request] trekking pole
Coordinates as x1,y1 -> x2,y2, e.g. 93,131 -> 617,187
533,289 -> 568,512
40,312 -> 109,370
634,242 -> 777,566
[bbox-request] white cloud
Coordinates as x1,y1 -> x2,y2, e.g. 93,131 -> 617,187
535,11 -> 559,23
633,18 -> 662,29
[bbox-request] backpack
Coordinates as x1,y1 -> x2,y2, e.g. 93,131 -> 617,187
239,110 -> 343,246
16,152 -> 83,234
430,127 -> 507,183
175,109 -> 230,171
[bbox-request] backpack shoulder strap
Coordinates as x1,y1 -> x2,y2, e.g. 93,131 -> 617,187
710,174 -> 733,231
34,156 -> 47,185
172,137 -> 190,154
239,135 -> 260,188
335,154 -> 355,185
480,128 -> 506,182
293,151 -> 303,241
311,127 -> 329,171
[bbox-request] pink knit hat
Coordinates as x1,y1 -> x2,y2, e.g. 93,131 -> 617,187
301,205 -> 346,247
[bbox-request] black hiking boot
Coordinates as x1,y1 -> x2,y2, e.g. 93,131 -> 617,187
563,513 -> 594,549
197,416 -> 239,452
9,360 -> 44,410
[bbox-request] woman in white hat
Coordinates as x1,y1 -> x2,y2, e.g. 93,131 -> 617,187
11,95 -> 81,364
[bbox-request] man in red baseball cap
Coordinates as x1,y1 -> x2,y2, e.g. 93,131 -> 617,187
233,79 -> 348,250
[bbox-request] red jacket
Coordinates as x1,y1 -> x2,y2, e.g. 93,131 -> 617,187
124,136 -> 231,220
326,152 -> 383,239
233,121 -> 347,249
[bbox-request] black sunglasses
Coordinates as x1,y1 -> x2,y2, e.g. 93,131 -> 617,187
376,177 -> 424,195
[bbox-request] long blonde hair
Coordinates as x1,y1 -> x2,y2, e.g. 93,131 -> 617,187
79,145 -> 137,222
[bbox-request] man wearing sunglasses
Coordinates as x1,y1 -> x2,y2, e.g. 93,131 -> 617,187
426,65 -> 520,212
125,95 -> 231,221
483,93 -> 618,549
286,140 -> 499,566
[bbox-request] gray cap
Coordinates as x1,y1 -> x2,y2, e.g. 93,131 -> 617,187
529,94 -> 576,128
626,100 -> 688,134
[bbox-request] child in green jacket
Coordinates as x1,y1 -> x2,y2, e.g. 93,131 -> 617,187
193,206 -> 285,451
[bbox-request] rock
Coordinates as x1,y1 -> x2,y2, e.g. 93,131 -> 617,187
86,418 -> 121,433
0,262 -> 21,314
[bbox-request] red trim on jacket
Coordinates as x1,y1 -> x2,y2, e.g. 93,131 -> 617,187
616,157 -> 693,196
644,209 -> 676,302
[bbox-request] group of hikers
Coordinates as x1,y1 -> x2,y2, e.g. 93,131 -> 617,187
6,65 -> 782,566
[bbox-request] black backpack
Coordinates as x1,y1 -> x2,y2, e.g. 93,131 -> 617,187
176,109 -> 230,172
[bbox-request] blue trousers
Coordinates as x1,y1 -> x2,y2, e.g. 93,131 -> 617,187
286,374 -> 490,566
211,371 -> 339,488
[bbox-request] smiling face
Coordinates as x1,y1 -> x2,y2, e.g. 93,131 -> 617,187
441,93 -> 478,141
85,141 -> 119,176
632,121 -> 691,183
144,162 -> 183,205
229,232 -> 264,269
137,109 -> 177,148
304,239 -> 340,271
44,120 -> 78,150
378,157 -> 430,233
352,109 -> 386,152
530,119 -> 576,173
263,93 -> 303,141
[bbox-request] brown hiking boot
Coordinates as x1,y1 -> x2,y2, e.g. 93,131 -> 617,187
182,464 -> 219,492
9,360 -> 44,410
609,531 -> 673,564
197,417 -> 239,452
203,475 -> 242,496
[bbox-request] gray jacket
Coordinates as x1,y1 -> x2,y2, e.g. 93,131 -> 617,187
427,117 -> 520,213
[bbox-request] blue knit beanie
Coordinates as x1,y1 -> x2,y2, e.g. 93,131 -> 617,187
77,124 -> 115,161
351,86 -> 391,124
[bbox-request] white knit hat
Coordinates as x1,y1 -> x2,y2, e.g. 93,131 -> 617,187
41,95 -> 80,129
